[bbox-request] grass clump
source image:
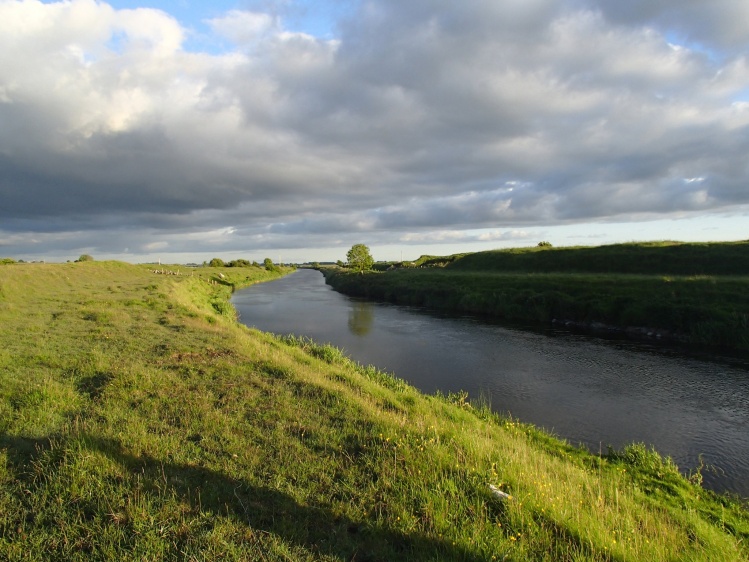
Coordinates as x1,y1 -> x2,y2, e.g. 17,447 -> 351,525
0,261 -> 747,560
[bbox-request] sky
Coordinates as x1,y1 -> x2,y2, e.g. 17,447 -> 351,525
1,0 -> 748,264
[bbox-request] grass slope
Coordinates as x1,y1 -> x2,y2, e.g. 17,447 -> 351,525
1,261 -> 747,561
447,241 -> 749,276
325,242 -> 749,351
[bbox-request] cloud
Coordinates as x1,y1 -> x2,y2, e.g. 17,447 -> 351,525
400,229 -> 533,244
1,0 -> 748,260
589,0 -> 749,52
207,10 -> 277,44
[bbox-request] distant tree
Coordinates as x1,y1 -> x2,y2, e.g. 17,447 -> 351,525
336,260 -> 345,268
76,254 -> 94,262
228,259 -> 251,267
311,262 -> 320,269
263,258 -> 280,272
0,258 -> 16,265
346,244 -> 374,273
209,258 -> 225,267
537,241 -> 553,248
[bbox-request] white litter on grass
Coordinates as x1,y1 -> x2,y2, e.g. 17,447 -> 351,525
488,484 -> 512,500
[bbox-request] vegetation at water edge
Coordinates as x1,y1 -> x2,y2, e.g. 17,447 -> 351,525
0,260 -> 747,560
324,241 -> 749,351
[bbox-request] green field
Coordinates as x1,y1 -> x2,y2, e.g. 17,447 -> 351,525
447,240 -> 749,275
1,260 -> 748,561
326,241 -> 749,351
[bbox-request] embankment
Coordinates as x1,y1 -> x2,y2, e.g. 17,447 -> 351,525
0,260 -> 747,560
324,241 -> 749,351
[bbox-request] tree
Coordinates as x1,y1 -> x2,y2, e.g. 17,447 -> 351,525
263,258 -> 279,272
537,241 -> 553,248
209,258 -> 225,267
76,254 -> 94,262
346,244 -> 374,273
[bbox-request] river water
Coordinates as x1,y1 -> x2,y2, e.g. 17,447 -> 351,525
232,269 -> 749,497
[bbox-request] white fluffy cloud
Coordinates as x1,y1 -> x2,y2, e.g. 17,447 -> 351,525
207,10 -> 277,44
1,0 -> 748,261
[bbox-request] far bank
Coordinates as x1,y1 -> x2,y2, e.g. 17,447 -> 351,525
322,241 -> 749,352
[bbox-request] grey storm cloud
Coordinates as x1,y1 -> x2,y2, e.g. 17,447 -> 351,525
591,0 -> 749,51
1,0 -> 748,259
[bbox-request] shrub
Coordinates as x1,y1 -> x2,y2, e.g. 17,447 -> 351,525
264,258 -> 280,273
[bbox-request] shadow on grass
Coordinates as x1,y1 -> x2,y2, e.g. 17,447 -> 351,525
1,435 -> 488,562
0,435 -> 53,468
211,275 -> 236,289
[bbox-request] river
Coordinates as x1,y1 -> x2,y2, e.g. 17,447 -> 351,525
232,269 -> 749,497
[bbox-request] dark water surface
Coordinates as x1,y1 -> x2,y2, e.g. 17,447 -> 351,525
233,269 -> 749,497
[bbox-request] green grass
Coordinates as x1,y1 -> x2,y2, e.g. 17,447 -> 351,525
447,240 -> 749,276
1,261 -> 748,560
325,241 -> 749,351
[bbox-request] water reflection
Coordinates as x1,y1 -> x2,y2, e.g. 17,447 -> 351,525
348,300 -> 374,336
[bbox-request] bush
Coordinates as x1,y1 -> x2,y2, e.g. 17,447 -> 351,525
263,258 -> 280,273
208,258 -> 225,267
76,254 -> 94,262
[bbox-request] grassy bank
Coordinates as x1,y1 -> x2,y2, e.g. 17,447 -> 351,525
1,261 -> 748,560
325,242 -> 749,351
448,240 -> 749,276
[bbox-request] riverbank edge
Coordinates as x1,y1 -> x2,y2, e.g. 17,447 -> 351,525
321,267 -> 749,352
1,261 -> 747,560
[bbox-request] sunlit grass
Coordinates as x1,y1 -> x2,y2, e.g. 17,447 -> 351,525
325,241 -> 749,351
0,260 -> 747,560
